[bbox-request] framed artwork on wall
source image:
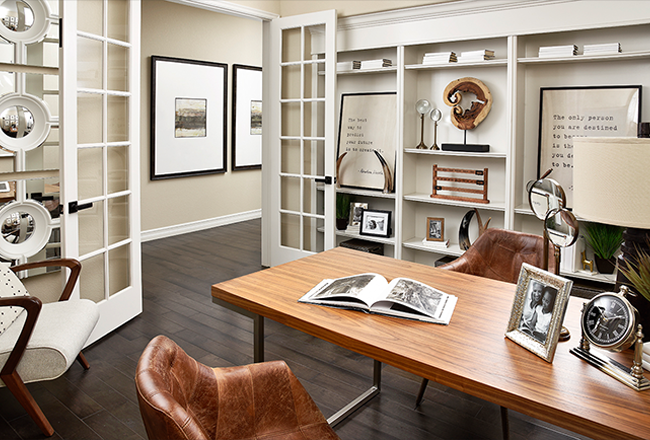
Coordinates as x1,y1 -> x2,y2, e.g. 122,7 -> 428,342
537,85 -> 641,207
232,64 -> 262,171
150,56 -> 228,180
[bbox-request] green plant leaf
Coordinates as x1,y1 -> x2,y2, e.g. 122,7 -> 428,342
584,222 -> 624,259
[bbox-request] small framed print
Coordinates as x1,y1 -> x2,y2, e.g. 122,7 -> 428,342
359,209 -> 392,238
505,263 -> 573,363
349,202 -> 368,227
426,217 -> 444,242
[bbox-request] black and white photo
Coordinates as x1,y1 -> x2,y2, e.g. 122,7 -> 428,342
426,217 -> 444,242
359,209 -> 392,238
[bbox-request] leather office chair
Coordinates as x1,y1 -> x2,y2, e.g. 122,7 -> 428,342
416,228 -> 553,440
135,335 -> 340,440
0,259 -> 99,437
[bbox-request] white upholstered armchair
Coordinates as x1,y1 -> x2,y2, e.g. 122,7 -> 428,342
0,258 -> 99,436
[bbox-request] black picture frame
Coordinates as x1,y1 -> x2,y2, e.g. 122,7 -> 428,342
359,209 -> 392,238
150,56 -> 228,180
537,85 -> 641,207
231,64 -> 262,171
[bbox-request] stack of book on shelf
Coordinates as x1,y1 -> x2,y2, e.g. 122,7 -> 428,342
360,59 -> 392,70
642,342 -> 650,371
422,51 -> 457,65
457,49 -> 495,62
421,238 -> 450,248
538,45 -> 578,58
337,60 -> 361,72
583,42 -> 621,56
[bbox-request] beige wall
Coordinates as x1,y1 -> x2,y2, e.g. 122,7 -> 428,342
140,0 -> 262,232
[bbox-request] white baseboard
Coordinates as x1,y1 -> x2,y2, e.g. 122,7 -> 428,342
141,209 -> 261,243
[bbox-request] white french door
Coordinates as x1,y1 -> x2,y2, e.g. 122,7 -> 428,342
263,10 -> 337,267
60,0 -> 141,345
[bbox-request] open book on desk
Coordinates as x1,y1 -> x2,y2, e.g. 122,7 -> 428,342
298,273 -> 457,324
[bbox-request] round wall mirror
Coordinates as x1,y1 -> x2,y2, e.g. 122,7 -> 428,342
545,208 -> 579,248
0,93 -> 51,152
528,178 -> 566,220
0,199 -> 52,259
0,104 -> 34,138
0,0 -> 51,45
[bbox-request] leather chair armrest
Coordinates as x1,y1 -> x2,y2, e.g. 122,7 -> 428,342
0,296 -> 42,376
11,259 -> 81,302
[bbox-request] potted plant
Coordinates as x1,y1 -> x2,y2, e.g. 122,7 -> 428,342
336,193 -> 353,230
619,248 -> 650,303
584,222 -> 624,274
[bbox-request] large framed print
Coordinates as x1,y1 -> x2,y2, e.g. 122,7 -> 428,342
151,56 -> 227,180
336,92 -> 397,191
232,64 -> 262,171
537,85 -> 641,207
505,263 -> 573,363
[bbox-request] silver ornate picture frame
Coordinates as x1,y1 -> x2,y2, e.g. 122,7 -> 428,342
505,263 -> 573,363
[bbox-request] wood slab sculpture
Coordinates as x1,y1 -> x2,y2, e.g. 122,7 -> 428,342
443,77 -> 492,130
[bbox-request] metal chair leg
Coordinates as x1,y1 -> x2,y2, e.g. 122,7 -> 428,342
500,405 -> 510,440
414,378 -> 429,408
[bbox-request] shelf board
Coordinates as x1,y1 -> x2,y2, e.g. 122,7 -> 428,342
405,59 -> 507,70
404,193 -> 506,211
335,228 -> 395,245
404,148 -> 506,159
402,237 -> 464,256
514,204 -> 534,216
333,66 -> 398,75
561,269 -> 616,285
337,187 -> 396,199
518,50 -> 650,65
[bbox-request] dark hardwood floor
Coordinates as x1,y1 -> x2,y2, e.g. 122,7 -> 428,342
0,219 -> 591,440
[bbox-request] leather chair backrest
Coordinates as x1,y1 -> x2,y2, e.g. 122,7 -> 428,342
440,228 -> 553,284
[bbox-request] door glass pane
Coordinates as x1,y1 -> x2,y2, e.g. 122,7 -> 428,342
77,36 -> 103,89
108,195 -> 129,245
304,24 -> 325,61
107,0 -> 129,42
304,139 -> 325,176
280,176 -> 300,212
80,252 -> 105,303
281,102 -> 300,137
303,62 -> 324,100
107,145 -> 128,193
281,139 -> 300,174
77,0 -> 103,36
280,213 -> 300,248
303,217 -> 324,253
78,93 -> 103,144
302,178 -> 323,215
79,200 -> 105,256
281,27 -> 301,63
109,244 -> 129,297
78,147 -> 103,200
107,95 -> 128,142
304,100 -> 324,138
281,64 -> 300,100
107,43 -> 128,92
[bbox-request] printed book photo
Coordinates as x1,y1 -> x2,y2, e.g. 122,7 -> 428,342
298,273 -> 457,324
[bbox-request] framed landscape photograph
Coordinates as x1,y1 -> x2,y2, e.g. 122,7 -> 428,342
537,85 -> 641,207
232,64 -> 262,171
426,217 -> 444,242
505,263 -> 573,362
359,209 -> 392,238
150,56 -> 227,180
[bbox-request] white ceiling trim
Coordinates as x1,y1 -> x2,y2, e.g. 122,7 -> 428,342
165,0 -> 279,21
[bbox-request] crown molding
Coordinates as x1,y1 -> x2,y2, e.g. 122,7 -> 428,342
165,0 -> 278,21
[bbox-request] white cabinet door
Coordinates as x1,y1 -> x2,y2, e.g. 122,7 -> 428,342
60,0 -> 142,345
262,10 -> 337,267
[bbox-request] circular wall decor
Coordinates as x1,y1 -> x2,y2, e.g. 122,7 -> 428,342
0,92 -> 52,152
0,199 -> 52,259
0,0 -> 53,45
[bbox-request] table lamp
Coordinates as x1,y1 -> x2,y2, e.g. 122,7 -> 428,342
572,136 -> 650,335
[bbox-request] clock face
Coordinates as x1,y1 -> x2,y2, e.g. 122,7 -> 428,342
582,293 -> 635,350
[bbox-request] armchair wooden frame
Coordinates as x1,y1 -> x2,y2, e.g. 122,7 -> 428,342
0,258 -> 89,437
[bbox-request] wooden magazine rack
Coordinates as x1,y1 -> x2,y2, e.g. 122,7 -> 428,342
430,165 -> 489,204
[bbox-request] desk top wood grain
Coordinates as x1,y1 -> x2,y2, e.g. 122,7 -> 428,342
212,247 -> 650,440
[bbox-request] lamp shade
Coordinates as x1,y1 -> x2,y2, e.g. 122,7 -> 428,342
573,137 -> 650,228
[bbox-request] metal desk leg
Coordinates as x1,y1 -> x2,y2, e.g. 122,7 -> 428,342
253,314 -> 264,363
327,359 -> 382,427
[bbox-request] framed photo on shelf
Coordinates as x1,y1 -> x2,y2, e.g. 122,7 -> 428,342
359,209 -> 392,238
426,217 -> 444,242
231,64 -> 262,171
537,85 -> 641,207
349,202 -> 368,227
505,263 -> 573,363
336,92 -> 397,191
150,56 -> 228,180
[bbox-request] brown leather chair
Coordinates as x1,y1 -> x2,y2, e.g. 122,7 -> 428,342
415,229 -> 553,439
135,335 -> 340,440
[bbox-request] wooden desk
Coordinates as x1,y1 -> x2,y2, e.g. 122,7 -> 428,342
211,247 -> 650,440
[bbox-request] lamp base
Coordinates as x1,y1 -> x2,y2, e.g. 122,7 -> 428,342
616,227 -> 650,341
